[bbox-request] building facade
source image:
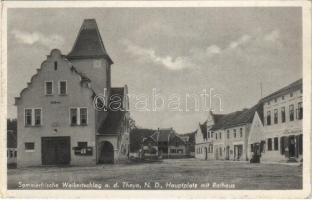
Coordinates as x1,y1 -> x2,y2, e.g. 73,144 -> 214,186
249,79 -> 303,162
15,19 -> 130,167
195,105 -> 262,161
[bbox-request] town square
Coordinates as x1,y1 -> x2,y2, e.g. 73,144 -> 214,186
4,5 -> 307,194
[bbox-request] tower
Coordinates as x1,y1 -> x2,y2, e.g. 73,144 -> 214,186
67,19 -> 113,97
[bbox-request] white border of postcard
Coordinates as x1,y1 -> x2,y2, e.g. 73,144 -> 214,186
0,1 -> 311,199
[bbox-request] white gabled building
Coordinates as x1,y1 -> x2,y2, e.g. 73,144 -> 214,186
15,19 -> 130,167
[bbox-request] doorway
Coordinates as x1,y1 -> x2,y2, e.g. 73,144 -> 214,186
41,137 -> 70,165
99,141 -> 114,164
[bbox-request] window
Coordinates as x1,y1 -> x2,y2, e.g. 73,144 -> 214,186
299,134 -> 303,155
274,137 -> 278,150
267,111 -> 271,125
274,98 -> 277,103
219,132 -> 222,139
240,128 -> 243,137
290,92 -> 293,97
80,108 -> 88,125
267,138 -> 272,151
281,107 -> 286,123
282,95 -> 284,100
34,109 -> 41,126
274,109 -> 278,124
297,102 -> 303,120
233,129 -> 236,138
227,132 -> 229,139
59,81 -> 67,95
25,142 -> 34,151
207,132 -> 210,139
25,108 -> 42,126
9,150 -> 13,158
216,133 -> 218,140
268,101 -> 270,105
289,104 -> 294,121
25,109 -> 32,126
45,81 -> 53,95
54,61 -> 58,70
250,144 -> 254,152
70,108 -> 78,125
14,151 -> 17,157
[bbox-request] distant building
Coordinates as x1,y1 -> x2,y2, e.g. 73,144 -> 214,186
195,104 -> 262,161
195,121 -> 214,160
129,128 -> 156,158
179,131 -> 196,157
248,79 -> 303,162
153,128 -> 186,159
7,130 -> 17,166
15,19 -> 130,167
130,128 -> 187,159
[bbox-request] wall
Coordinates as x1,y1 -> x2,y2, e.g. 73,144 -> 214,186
16,50 -> 96,167
261,88 -> 303,162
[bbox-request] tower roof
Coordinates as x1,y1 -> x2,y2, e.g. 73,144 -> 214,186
67,19 -> 113,64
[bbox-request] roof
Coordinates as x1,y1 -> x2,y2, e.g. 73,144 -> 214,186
67,19 -> 113,64
199,121 -> 208,139
97,87 -> 125,134
153,128 -> 174,142
211,103 -> 263,130
7,130 -> 17,148
261,79 -> 302,103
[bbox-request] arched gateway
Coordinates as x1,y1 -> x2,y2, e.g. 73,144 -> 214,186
99,141 -> 114,164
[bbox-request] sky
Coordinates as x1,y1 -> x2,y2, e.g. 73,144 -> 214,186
7,7 -> 302,133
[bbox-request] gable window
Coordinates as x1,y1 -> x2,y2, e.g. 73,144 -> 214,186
34,109 -> 42,126
233,129 -> 236,138
59,81 -> 67,95
25,142 -> 35,151
45,81 -> 53,95
240,128 -> 243,137
266,111 -> 271,125
70,108 -> 88,126
274,109 -> 278,124
25,109 -> 32,126
281,107 -> 286,123
274,137 -> 278,150
267,138 -> 272,151
297,102 -> 303,120
289,104 -> 294,121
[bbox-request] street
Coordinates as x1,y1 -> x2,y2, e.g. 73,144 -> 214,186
7,159 -> 302,190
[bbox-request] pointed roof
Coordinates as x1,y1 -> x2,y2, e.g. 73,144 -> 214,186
67,19 -> 113,64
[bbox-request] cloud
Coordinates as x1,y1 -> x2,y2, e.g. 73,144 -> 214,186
206,45 -> 221,55
123,40 -> 197,70
228,34 -> 251,49
11,29 -> 64,49
123,29 -> 282,71
264,29 -> 280,42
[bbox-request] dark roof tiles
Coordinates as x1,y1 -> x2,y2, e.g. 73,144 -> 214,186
67,19 -> 113,63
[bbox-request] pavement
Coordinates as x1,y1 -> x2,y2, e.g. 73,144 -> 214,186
7,158 -> 302,190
